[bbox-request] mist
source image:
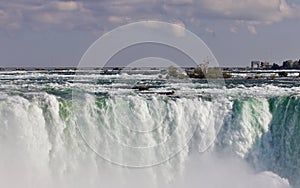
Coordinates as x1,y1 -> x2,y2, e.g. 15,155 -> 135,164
0,142 -> 291,188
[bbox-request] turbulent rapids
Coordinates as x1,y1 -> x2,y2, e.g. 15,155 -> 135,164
0,69 -> 299,188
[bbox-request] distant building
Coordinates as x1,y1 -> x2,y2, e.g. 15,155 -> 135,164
251,61 -> 260,69
251,61 -> 271,69
261,61 -> 271,69
283,60 -> 294,68
282,60 -> 300,69
252,59 -> 300,70
294,60 -> 300,68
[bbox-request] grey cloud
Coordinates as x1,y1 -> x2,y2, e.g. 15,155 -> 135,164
0,1 -> 100,31
0,0 -> 299,32
167,0 -> 298,23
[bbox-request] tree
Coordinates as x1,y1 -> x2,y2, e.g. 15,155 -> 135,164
271,63 -> 280,70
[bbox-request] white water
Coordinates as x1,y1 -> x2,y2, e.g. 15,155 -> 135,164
0,93 -> 292,188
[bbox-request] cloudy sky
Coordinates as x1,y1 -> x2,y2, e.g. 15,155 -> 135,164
0,0 -> 299,67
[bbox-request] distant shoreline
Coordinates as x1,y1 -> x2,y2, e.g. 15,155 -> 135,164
1,66 -> 300,71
